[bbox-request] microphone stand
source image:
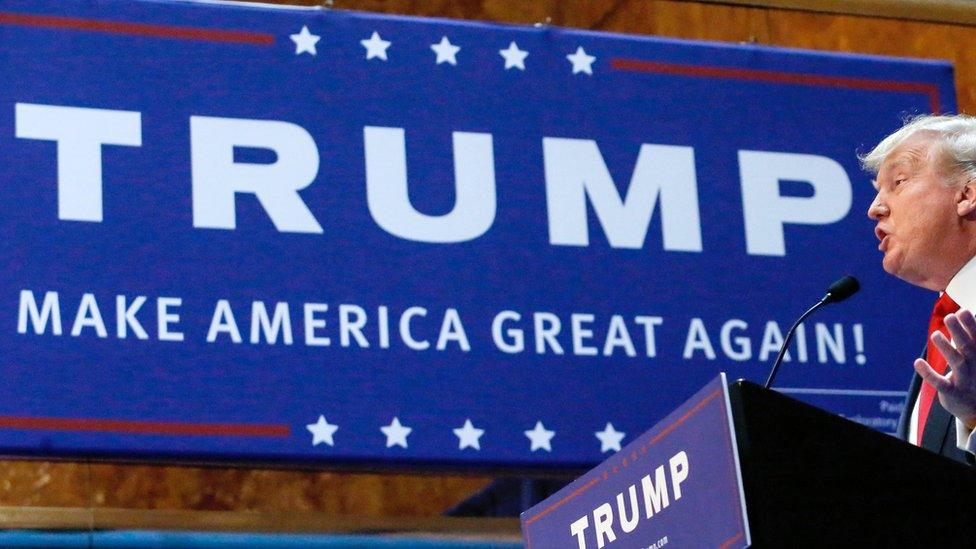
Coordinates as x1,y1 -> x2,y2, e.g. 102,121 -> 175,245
763,296 -> 830,389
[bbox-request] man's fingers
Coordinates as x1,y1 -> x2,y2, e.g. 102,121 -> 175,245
956,309 -> 976,343
915,358 -> 952,392
945,313 -> 976,353
931,330 -> 963,365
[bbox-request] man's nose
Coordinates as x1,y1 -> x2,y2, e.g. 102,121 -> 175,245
867,195 -> 888,220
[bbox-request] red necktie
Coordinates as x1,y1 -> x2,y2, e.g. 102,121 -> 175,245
916,293 -> 960,445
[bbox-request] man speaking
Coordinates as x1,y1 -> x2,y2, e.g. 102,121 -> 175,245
864,114 -> 976,462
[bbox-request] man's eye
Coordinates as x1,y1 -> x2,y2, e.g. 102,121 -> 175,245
894,178 -> 906,187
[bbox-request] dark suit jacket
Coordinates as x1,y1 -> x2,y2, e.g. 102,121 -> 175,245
897,372 -> 974,465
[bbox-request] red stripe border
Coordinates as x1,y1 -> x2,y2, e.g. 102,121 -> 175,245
611,57 -> 942,113
718,532 -> 745,549
650,389 -> 722,446
0,11 -> 275,45
523,476 -> 601,527
0,415 -> 290,438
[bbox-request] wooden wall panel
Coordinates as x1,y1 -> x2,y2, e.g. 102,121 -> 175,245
0,460 -> 490,516
592,0 -> 771,43
762,11 -> 976,112
690,0 -> 976,27
3,0 -> 973,523
260,0 -> 616,28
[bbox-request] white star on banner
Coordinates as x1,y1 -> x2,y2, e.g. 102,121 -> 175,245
524,421 -> 555,452
595,422 -> 626,453
453,419 -> 485,451
306,415 -> 338,447
430,36 -> 461,65
361,31 -> 391,61
381,417 -> 412,448
498,41 -> 528,70
567,46 -> 596,75
290,25 -> 321,56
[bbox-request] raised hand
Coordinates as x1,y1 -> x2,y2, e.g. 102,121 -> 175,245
915,309 -> 976,429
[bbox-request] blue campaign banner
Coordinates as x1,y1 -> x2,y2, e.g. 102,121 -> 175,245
521,374 -> 749,548
0,0 -> 954,468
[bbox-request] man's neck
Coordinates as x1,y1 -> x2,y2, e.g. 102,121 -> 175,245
945,254 -> 976,311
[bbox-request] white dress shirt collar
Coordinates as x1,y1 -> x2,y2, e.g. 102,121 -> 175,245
945,254 -> 976,311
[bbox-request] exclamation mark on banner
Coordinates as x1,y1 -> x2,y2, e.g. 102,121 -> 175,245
853,324 -> 866,365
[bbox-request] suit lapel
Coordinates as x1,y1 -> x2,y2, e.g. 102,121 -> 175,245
921,397 -> 952,452
898,373 -> 922,441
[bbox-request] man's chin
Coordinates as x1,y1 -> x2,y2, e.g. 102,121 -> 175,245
881,255 -> 898,276
882,255 -> 910,282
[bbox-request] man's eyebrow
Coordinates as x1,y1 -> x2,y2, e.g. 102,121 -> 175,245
884,157 -> 912,172
885,146 -> 929,172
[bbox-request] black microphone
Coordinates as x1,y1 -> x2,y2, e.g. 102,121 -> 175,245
824,275 -> 860,303
763,275 -> 860,389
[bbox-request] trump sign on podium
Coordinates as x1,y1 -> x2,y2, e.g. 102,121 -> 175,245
0,0 -> 955,467
520,375 -> 749,548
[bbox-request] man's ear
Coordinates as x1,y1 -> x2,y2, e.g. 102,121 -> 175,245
958,179 -> 976,219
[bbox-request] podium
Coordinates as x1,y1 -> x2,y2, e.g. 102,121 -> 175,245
521,374 -> 976,547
